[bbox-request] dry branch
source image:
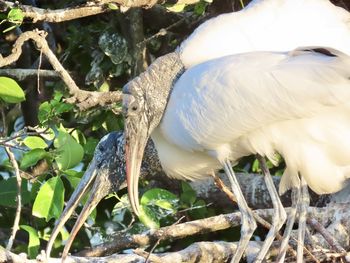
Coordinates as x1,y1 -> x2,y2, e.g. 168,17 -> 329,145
307,218 -> 347,254
4,147 -> 22,251
1,204 -> 349,262
1,241 -> 349,263
76,204 -> 350,258
1,1 -> 203,24
2,1 -> 110,23
0,69 -> 60,81
0,30 -> 122,110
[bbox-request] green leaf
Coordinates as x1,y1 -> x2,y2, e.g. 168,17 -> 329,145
105,112 -> 123,131
30,180 -> 42,201
20,225 -> 40,259
194,2 -> 208,16
23,136 -> 48,149
108,3 -> 119,10
180,181 -> 197,206
64,174 -> 81,189
20,149 -> 49,170
54,130 -> 84,170
32,177 -> 65,221
60,227 -> 70,242
41,128 -> 55,141
139,206 -> 159,229
141,188 -> 178,212
38,101 -> 52,124
189,199 -> 208,219
7,8 -> 24,24
0,177 -> 30,207
0,77 -> 25,103
166,3 -> 186,12
84,138 -> 99,156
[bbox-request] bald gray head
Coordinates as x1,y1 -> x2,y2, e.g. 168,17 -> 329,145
46,131 -> 162,259
122,51 -> 185,216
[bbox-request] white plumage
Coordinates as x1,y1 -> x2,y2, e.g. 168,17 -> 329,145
152,49 -> 350,196
179,0 -> 350,68
123,1 -> 350,262
152,0 -> 350,194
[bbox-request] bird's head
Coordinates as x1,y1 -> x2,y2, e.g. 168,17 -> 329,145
123,52 -> 184,216
46,130 -> 162,260
46,132 -> 124,260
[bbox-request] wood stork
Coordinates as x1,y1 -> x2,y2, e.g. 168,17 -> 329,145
123,47 -> 350,261
124,0 -> 350,262
45,132 -> 161,260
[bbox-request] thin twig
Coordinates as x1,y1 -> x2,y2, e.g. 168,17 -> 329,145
138,17 -> 188,47
37,48 -> 43,94
0,107 -> 7,137
0,130 -> 45,144
0,143 -> 27,151
144,216 -> 185,263
0,68 -> 61,81
0,30 -> 122,110
5,147 -> 22,251
307,217 -> 347,254
2,1 -> 110,23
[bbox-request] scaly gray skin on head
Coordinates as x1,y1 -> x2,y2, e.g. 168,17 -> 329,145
46,131 -> 162,260
123,51 -> 185,216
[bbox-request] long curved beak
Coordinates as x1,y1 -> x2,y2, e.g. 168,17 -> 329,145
60,178 -> 108,262
45,158 -> 98,259
46,131 -> 125,260
125,120 -> 149,217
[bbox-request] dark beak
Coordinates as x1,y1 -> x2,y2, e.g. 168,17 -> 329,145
46,158 -> 98,259
125,119 -> 149,217
60,176 -> 108,262
45,132 -> 124,261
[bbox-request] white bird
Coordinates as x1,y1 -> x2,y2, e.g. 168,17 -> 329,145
123,47 -> 350,262
123,0 -> 350,262
180,0 -> 350,68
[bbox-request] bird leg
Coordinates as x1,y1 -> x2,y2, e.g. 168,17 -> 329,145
222,160 -> 257,263
276,186 -> 300,263
297,176 -> 310,263
254,155 -> 287,263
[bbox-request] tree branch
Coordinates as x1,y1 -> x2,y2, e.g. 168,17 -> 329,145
1,239 -> 348,263
0,69 -> 60,81
2,1 -> 109,23
0,30 -> 122,110
307,218 -> 347,254
76,204 -> 350,257
4,147 -> 22,251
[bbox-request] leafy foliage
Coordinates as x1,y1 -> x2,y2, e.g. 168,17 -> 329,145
20,225 -> 40,258
0,0 -> 286,258
0,77 -> 25,103
32,176 -> 65,221
0,7 -> 24,32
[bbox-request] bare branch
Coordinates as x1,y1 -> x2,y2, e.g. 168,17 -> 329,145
76,204 -> 350,257
94,0 -> 158,8
0,107 -> 7,137
4,147 -> 22,251
0,30 -> 122,110
2,1 -> 110,23
307,218 -> 347,254
1,240 -> 349,263
1,0 -> 190,25
0,69 -> 60,81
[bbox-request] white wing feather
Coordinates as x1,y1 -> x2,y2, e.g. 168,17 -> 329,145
158,49 -> 350,194
179,0 -> 350,68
